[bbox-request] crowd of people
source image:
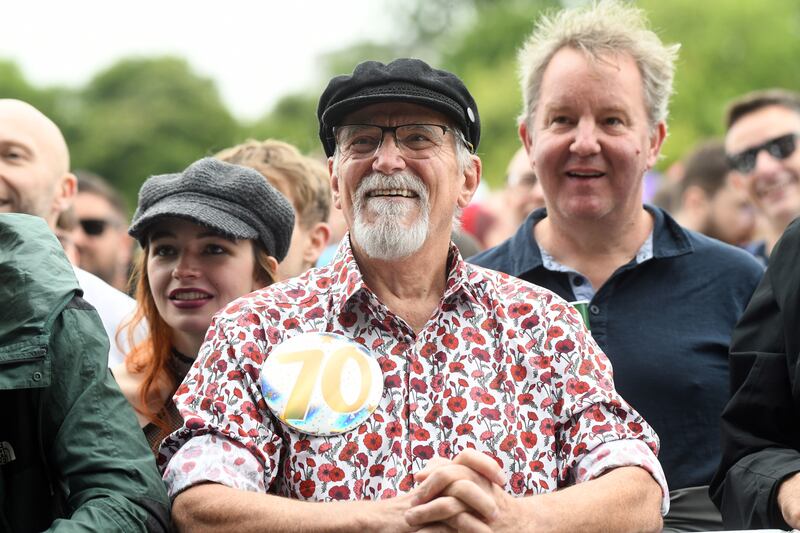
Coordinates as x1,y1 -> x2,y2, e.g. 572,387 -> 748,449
3,0 -> 800,531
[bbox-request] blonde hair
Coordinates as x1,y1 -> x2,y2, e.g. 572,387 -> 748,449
518,0 -> 679,130
216,139 -> 330,229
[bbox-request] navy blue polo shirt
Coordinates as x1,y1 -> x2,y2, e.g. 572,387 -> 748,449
470,205 -> 764,491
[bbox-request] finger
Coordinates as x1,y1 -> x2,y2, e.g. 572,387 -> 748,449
416,464 -> 482,504
414,524 -> 457,533
444,512 -> 493,533
443,479 -> 498,520
453,448 -> 506,486
416,456 -> 453,483
405,496 -> 469,526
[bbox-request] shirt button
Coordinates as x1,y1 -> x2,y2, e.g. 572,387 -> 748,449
32,371 -> 42,382
573,276 -> 585,286
589,305 -> 600,315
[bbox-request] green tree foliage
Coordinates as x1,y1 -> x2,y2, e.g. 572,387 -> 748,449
4,0 -> 800,204
69,57 -> 239,202
642,0 -> 800,163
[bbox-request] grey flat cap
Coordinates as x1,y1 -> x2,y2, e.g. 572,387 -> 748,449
129,157 -> 295,261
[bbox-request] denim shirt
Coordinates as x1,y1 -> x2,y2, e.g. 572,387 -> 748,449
470,205 -> 765,491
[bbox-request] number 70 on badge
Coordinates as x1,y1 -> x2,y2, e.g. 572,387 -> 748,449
260,332 -> 384,436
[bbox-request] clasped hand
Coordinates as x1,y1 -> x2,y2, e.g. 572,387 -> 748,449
404,448 -> 512,533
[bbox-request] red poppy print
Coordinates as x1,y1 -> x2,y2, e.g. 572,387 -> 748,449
160,238 -> 664,509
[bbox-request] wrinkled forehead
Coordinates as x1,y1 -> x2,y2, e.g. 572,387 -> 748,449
340,101 -> 452,127
726,104 -> 800,153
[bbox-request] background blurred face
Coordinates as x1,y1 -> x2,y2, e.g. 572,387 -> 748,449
725,105 -> 800,226
521,47 -> 664,223
704,178 -> 757,246
506,147 -> 545,225
73,191 -> 132,285
146,218 -> 259,349
0,100 -> 72,228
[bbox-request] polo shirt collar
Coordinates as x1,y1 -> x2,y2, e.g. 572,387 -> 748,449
505,204 -> 694,278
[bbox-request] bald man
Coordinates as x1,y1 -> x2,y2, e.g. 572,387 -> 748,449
0,99 -> 136,366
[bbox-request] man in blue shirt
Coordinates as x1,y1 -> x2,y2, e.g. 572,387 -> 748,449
470,2 -> 764,530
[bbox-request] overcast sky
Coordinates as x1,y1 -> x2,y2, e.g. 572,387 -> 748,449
1,0 -> 397,120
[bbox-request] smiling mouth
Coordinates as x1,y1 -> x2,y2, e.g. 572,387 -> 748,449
169,290 -> 212,301
566,170 -> 605,178
756,174 -> 798,199
367,189 -> 419,198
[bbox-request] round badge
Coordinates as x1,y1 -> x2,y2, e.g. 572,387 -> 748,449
260,332 -> 384,436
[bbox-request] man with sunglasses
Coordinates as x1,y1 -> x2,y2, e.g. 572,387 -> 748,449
162,58 -> 668,532
0,99 -> 136,366
723,89 -> 800,262
73,171 -> 136,293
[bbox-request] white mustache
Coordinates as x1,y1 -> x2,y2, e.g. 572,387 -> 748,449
353,172 -> 429,207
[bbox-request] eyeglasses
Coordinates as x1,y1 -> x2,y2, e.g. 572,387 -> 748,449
727,133 -> 798,174
333,123 -> 474,160
79,218 -> 113,236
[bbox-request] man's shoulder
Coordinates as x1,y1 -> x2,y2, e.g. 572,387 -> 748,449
469,210 -> 543,275
680,229 -> 764,277
465,261 -> 558,305
468,238 -> 515,272
216,266 -> 335,321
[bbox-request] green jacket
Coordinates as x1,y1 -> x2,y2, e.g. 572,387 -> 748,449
0,214 -> 170,532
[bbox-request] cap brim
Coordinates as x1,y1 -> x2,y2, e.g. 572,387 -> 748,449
323,89 -> 465,131
129,195 -> 258,243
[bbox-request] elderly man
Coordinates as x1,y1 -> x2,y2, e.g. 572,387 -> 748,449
161,58 -> 667,532
0,99 -> 137,366
723,89 -> 800,261
470,1 -> 764,530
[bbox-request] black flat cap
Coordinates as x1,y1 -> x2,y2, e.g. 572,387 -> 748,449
129,158 -> 295,262
317,58 -> 480,157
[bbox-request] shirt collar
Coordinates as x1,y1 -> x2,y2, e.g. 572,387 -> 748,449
506,205 -> 694,277
327,233 -> 477,315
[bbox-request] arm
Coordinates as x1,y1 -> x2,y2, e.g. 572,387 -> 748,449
44,297 -> 170,532
174,482 -> 419,533
409,451 -> 661,533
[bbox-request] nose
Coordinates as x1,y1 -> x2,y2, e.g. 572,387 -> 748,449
570,120 -> 601,157
172,253 -> 200,280
752,148 -> 784,178
372,131 -> 407,175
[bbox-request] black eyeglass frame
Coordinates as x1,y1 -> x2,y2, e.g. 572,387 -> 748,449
726,132 -> 799,174
333,123 -> 475,159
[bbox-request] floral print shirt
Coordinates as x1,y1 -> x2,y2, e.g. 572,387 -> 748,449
160,237 -> 669,513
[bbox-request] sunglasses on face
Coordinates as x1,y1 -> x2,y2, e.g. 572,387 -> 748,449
727,132 -> 798,174
79,218 -> 113,236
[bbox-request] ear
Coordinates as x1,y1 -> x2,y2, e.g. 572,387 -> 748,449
53,172 -> 77,217
328,157 -> 342,210
303,222 -> 331,266
253,255 -> 279,290
646,122 -> 667,169
519,121 -> 535,170
457,155 -> 481,209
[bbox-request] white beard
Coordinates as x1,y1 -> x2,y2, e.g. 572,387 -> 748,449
351,171 -> 430,260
